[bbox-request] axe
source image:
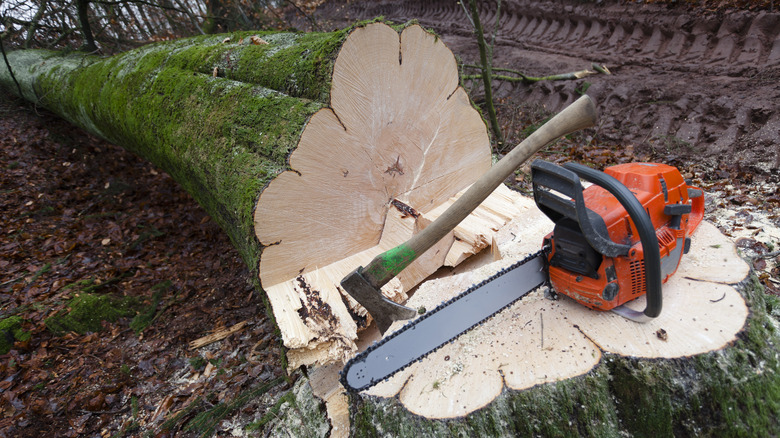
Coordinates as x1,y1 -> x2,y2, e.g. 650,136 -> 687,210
341,95 -> 598,333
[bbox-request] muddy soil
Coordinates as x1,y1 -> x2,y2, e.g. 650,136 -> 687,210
311,0 -> 780,173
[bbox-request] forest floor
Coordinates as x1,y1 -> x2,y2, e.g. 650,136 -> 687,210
2,0 -> 779,437
0,98 -> 289,437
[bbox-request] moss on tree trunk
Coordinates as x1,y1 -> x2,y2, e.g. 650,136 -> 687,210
0,28 -> 351,275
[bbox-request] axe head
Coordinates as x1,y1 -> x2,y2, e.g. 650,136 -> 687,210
341,268 -> 418,334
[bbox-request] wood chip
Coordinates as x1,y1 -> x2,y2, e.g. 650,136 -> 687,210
189,320 -> 247,350
249,35 -> 268,45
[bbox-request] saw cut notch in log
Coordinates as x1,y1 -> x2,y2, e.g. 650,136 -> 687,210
254,22 -> 527,369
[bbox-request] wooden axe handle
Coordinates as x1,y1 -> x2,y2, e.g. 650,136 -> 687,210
360,95 -> 598,289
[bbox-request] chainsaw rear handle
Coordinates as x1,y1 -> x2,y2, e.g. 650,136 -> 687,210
532,161 -> 631,258
531,160 -> 663,319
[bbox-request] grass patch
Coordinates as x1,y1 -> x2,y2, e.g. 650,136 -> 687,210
128,225 -> 165,250
246,389 -> 296,431
130,280 -> 172,334
183,377 -> 285,437
28,262 -> 52,284
189,356 -> 208,372
60,278 -> 96,291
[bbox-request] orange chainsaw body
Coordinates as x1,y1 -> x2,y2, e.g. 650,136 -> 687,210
538,162 -> 704,312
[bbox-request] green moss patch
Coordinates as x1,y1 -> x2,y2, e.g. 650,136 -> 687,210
130,280 -> 172,334
0,316 -> 32,354
45,293 -> 141,335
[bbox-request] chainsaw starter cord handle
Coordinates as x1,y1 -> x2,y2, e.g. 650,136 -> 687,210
562,162 -> 663,319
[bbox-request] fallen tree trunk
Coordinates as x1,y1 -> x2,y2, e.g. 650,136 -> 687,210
0,22 -> 528,368
3,21 -> 778,438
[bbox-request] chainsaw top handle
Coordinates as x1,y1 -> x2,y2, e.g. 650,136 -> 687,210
531,160 -> 663,319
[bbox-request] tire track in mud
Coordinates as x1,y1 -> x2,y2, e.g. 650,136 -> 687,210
313,0 -> 780,171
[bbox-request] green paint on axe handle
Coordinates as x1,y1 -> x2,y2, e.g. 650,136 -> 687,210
365,244 -> 417,282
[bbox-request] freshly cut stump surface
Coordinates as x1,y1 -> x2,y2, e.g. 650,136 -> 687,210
365,196 -> 750,419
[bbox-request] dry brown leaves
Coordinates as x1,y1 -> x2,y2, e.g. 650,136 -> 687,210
0,97 -> 287,437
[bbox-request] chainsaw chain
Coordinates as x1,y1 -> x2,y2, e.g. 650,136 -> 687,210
340,247 -> 550,392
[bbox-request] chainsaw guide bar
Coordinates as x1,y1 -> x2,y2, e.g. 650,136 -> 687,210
340,248 -> 549,392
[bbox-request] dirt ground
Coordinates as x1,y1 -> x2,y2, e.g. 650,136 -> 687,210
1,0 -> 779,437
311,0 -> 780,172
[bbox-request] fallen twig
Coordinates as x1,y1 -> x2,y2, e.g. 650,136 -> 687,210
189,320 -> 248,350
463,63 -> 610,83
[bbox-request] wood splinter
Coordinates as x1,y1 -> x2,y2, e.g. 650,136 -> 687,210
189,320 -> 248,350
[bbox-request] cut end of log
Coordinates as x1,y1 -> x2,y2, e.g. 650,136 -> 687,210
253,22 -> 523,369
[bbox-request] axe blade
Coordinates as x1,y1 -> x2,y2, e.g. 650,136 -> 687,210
341,268 -> 418,334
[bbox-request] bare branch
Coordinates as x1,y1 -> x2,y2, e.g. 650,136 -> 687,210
171,0 -> 204,35
286,0 -> 321,32
458,0 -> 475,29
467,0 -> 504,147
92,0 -> 188,14
25,0 -> 49,48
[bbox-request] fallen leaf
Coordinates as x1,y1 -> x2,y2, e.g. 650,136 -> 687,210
250,35 -> 268,45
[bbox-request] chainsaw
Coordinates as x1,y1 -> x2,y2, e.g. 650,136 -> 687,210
340,159 -> 704,392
